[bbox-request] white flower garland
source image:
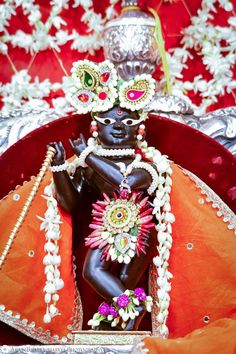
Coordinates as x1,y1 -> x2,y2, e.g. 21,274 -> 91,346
164,0 -> 236,115
42,141 -> 174,336
37,181 -> 64,324
139,141 -> 174,338
0,0 -> 118,114
0,0 -> 118,55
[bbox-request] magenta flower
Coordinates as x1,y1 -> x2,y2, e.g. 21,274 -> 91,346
117,294 -> 130,308
98,302 -> 110,317
134,288 -> 147,301
109,306 -> 118,318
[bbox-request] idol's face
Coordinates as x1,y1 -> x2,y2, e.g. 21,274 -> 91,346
94,106 -> 143,149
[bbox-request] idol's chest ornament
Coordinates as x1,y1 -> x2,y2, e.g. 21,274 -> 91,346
85,154 -> 156,264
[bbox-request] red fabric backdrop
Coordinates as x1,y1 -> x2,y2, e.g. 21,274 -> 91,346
0,0 -> 235,111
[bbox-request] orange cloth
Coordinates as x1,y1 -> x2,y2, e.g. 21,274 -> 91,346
147,164 -> 236,353
0,164 -> 235,348
143,317 -> 236,354
0,174 -> 78,343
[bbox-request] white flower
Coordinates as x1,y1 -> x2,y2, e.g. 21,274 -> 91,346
44,293 -> 51,303
165,212 -> 175,223
52,16 -> 67,29
28,9 -> 41,25
73,0 -> 92,8
157,312 -> 164,324
0,42 -> 8,54
228,16 -> 236,27
55,30 -> 70,45
49,304 -> 58,315
43,314 -> 51,323
122,311 -> 129,322
153,256 -> 162,267
119,308 -> 124,316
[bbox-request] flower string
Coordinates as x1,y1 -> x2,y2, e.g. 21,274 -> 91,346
37,181 -> 64,323
139,140 -> 174,338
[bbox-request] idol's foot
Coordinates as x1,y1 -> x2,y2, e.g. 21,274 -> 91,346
123,305 -> 146,331
93,305 -> 146,331
93,322 -> 122,331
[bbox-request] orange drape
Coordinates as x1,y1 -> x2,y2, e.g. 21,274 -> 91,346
0,163 -> 235,347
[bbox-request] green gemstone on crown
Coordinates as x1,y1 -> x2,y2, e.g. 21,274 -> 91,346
84,71 -> 95,89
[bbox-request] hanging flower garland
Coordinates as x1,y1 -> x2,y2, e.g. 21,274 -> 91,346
37,181 -> 65,324
0,0 -> 119,55
164,0 -> 236,114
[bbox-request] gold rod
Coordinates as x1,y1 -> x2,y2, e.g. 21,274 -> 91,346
0,146 -> 56,270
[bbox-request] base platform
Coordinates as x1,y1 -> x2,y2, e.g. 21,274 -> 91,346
73,330 -> 151,345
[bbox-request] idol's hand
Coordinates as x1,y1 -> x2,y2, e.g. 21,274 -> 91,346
69,134 -> 87,157
47,141 -> 66,166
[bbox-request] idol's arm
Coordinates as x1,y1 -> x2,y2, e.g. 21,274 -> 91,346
85,153 -> 152,190
49,142 -> 84,213
52,169 -> 85,213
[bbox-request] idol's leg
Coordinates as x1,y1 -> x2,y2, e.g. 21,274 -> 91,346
119,237 -> 156,289
118,232 -> 156,330
82,248 -> 126,300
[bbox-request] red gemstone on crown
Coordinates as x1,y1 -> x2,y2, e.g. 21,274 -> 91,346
98,91 -> 107,100
78,93 -> 89,102
100,72 -> 110,83
126,89 -> 145,101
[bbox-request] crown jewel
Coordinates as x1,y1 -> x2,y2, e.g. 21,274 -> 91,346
66,60 -> 156,114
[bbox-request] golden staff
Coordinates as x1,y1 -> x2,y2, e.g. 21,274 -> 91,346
0,146 -> 56,269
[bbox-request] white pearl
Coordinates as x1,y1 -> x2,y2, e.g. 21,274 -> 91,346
44,293 -> 51,303
43,314 -> 51,323
49,304 -> 57,315
52,293 -> 59,302
137,134 -> 143,141
92,131 -> 98,138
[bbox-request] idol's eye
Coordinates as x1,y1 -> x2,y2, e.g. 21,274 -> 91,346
122,118 -> 140,126
94,116 -> 116,125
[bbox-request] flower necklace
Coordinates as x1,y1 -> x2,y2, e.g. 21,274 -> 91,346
85,154 -> 155,264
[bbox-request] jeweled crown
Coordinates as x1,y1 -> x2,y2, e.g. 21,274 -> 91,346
66,60 -> 156,115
